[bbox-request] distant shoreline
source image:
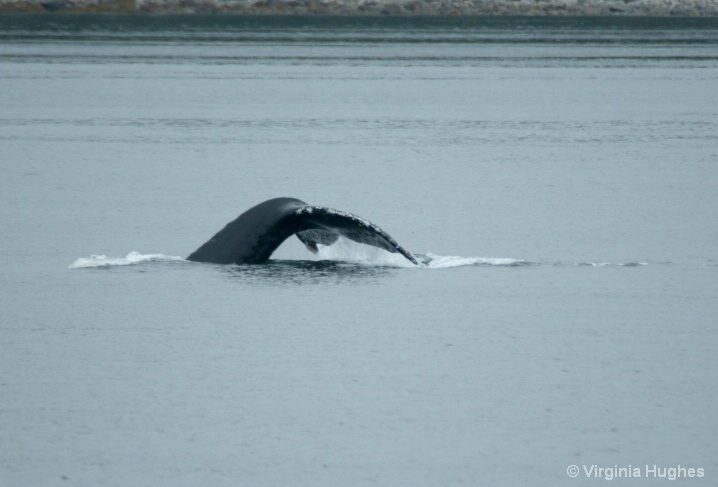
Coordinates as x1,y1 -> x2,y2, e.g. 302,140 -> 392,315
1,0 -> 717,16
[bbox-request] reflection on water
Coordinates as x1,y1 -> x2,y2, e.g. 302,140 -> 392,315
219,259 -> 396,285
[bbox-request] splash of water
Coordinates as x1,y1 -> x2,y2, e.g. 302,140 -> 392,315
314,239 -> 526,269
69,246 -> 646,270
68,251 -> 184,269
419,253 -> 528,268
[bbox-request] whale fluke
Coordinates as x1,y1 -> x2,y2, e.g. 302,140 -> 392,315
187,197 -> 418,265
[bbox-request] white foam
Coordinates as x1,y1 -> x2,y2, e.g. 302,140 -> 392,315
69,251 -> 184,269
68,246 -> 528,270
420,253 -> 527,268
313,239 -> 525,269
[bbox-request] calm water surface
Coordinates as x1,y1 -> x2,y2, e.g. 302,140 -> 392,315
1,15 -> 717,486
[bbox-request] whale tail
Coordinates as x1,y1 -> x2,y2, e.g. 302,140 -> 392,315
187,197 -> 418,266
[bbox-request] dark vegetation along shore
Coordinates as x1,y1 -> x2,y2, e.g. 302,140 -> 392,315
1,0 -> 717,15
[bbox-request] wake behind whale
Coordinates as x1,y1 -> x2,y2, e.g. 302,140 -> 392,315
68,197 -> 648,270
186,197 -> 419,266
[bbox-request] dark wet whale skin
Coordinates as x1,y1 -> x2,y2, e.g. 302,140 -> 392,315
187,197 -> 418,265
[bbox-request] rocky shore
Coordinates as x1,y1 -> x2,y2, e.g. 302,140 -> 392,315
1,0 -> 717,16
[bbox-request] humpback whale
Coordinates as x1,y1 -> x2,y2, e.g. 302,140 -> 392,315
187,197 -> 418,266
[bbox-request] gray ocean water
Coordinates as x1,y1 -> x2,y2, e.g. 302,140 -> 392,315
1,15 -> 717,486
